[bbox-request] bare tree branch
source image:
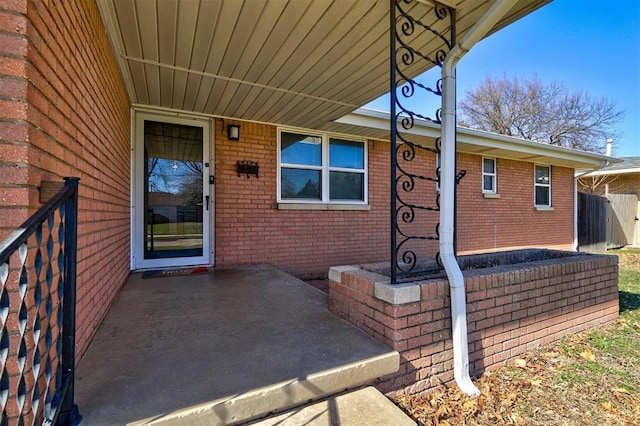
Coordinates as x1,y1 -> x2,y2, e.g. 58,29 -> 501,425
577,174 -> 620,194
458,75 -> 624,153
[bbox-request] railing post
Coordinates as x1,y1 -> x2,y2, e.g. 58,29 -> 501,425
58,177 -> 81,425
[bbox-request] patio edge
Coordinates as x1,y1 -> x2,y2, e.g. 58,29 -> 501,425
127,351 -> 400,426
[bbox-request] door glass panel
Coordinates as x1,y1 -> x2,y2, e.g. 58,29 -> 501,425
144,121 -> 204,259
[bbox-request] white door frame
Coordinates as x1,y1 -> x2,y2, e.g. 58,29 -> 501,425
131,110 -> 214,270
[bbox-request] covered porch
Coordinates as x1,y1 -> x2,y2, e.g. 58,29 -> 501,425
74,265 -> 403,425
0,1 -> 560,424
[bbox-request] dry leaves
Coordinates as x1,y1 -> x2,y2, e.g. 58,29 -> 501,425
579,350 -> 596,361
513,359 -> 527,368
393,329 -> 640,426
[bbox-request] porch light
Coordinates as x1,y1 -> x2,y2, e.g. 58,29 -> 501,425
228,124 -> 240,141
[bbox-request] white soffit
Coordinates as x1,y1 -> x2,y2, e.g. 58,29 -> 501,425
97,0 -> 550,130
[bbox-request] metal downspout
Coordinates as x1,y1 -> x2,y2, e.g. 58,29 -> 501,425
440,0 -> 514,397
574,178 -> 579,250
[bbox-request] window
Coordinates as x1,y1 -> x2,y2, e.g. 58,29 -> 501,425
278,130 -> 366,204
482,157 -> 497,193
534,165 -> 551,207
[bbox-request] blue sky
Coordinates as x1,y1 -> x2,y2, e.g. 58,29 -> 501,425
367,0 -> 640,157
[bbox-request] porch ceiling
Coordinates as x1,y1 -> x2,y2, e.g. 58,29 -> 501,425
97,0 -> 550,130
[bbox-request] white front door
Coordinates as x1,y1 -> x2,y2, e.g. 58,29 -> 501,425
133,112 -> 212,270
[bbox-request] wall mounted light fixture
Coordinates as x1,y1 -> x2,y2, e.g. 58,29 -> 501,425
228,124 -> 240,141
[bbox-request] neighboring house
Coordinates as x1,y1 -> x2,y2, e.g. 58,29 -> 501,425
578,157 -> 640,246
148,192 -> 190,224
579,157 -> 640,197
3,1 -> 616,419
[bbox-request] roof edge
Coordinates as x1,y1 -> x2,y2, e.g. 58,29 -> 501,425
336,108 -> 621,171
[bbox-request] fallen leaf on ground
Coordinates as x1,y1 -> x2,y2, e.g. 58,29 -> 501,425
505,392 -> 518,406
580,350 -> 596,361
513,358 -> 527,367
478,395 -> 486,410
463,400 -> 477,409
611,387 -> 631,395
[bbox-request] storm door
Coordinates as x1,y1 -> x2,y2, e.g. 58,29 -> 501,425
133,113 -> 211,269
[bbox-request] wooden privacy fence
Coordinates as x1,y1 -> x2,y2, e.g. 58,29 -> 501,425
578,192 -> 607,253
606,194 -> 639,249
578,192 -> 639,252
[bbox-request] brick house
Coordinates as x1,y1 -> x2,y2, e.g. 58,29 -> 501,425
0,0 -> 614,362
0,1 -> 620,421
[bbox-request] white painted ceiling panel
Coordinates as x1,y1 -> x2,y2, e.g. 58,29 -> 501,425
98,0 -> 551,129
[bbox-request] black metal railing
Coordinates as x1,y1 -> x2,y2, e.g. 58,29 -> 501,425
0,178 -> 80,425
390,0 -> 456,283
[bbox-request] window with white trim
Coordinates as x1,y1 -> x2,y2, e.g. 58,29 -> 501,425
482,157 -> 497,193
534,165 -> 551,207
278,130 -> 367,203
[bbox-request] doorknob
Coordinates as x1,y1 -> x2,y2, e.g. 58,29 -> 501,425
205,195 -> 210,211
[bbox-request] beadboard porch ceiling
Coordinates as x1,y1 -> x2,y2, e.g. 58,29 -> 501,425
97,0 -> 550,130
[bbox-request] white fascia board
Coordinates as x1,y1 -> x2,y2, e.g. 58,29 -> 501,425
579,167 -> 640,177
455,126 -> 618,169
337,108 -> 620,170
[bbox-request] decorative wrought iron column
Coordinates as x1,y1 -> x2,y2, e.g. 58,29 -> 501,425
390,0 -> 455,284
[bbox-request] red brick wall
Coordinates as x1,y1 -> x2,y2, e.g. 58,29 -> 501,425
328,254 -> 619,396
0,0 -> 31,232
214,121 -> 390,278
1,0 -> 130,357
457,154 -> 575,253
213,123 -> 576,277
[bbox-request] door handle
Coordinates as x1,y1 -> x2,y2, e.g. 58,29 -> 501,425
205,195 -> 210,211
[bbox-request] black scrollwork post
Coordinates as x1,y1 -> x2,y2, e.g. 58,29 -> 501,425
390,0 -> 455,284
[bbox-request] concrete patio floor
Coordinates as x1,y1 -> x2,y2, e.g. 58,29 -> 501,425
74,264 -> 400,425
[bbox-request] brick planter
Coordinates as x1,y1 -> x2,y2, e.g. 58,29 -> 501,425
328,250 -> 619,397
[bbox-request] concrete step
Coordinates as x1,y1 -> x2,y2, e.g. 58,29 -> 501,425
128,352 -> 399,426
248,387 -> 416,426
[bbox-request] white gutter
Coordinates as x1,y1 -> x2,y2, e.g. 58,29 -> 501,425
440,0 -> 515,397
573,179 -> 578,251
336,108 -> 619,171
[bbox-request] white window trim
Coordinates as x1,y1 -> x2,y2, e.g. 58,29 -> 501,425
277,127 -> 368,206
534,164 -> 552,208
482,157 -> 497,194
